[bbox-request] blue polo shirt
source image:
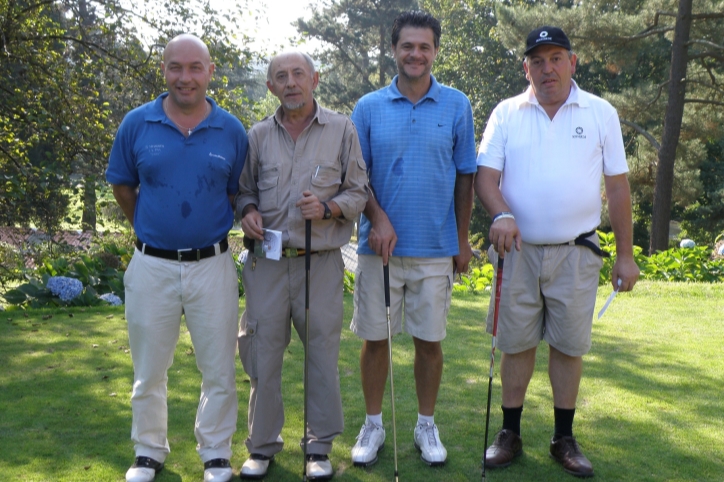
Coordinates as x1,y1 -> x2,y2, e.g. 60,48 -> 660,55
106,94 -> 247,250
351,75 -> 477,257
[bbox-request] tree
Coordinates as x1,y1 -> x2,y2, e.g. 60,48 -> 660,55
0,0 -> 257,232
296,0 -> 419,112
493,0 -> 724,252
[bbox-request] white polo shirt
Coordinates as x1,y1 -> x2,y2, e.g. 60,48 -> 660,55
477,80 -> 628,244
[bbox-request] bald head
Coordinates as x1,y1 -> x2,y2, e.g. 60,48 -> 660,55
161,33 -> 214,113
267,51 -> 316,82
163,34 -> 211,64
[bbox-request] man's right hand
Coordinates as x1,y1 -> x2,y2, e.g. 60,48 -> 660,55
241,208 -> 264,240
368,212 -> 397,265
489,218 -> 522,257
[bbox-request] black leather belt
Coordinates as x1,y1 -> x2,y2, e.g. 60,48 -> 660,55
553,230 -> 610,258
136,238 -> 229,262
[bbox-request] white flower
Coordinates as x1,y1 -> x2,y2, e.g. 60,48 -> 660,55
99,293 -> 123,306
680,239 -> 695,249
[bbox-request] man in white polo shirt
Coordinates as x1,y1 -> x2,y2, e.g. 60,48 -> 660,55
475,26 -> 639,477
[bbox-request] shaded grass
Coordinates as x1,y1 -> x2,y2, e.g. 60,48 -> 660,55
1,281 -> 723,480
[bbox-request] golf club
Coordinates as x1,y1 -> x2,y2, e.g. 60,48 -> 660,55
303,219 -> 311,481
482,255 -> 505,481
383,263 -> 399,482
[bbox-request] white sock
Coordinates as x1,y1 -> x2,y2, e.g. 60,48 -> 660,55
366,413 -> 383,427
417,413 -> 434,426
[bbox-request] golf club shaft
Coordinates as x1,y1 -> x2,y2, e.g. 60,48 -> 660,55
482,256 -> 504,481
303,219 -> 311,481
383,264 -> 399,481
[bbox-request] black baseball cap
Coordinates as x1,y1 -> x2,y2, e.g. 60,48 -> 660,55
524,26 -> 571,56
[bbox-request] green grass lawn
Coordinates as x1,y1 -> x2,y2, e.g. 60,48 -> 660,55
1,281 -> 723,481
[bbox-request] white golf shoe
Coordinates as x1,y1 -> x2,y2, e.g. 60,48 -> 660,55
414,422 -> 447,466
351,422 -> 385,467
306,454 -> 333,480
125,456 -> 163,482
240,454 -> 274,479
203,458 -> 232,482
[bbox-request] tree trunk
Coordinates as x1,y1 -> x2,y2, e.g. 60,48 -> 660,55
82,178 -> 96,232
649,0 -> 693,254
379,24 -> 387,86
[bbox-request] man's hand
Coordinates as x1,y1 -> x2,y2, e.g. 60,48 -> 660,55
241,206 -> 264,240
611,256 -> 639,292
296,190 -> 324,220
489,218 -> 522,257
368,212 -> 397,265
454,241 -> 473,274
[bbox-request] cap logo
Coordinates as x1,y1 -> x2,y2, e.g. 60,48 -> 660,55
540,31 -> 549,38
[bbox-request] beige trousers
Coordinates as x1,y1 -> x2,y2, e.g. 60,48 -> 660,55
124,249 -> 239,463
239,249 -> 345,456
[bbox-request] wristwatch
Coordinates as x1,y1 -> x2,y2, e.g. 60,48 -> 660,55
322,202 -> 332,220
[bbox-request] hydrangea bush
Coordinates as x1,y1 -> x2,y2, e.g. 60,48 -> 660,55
46,276 -> 83,301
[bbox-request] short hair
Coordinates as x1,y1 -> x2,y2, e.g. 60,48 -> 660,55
391,11 -> 441,48
266,51 -> 316,82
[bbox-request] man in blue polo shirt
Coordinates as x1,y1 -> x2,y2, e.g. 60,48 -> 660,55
349,11 -> 477,468
106,34 -> 247,482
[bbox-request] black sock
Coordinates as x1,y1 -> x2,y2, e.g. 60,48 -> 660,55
554,407 -> 575,438
501,405 -> 523,436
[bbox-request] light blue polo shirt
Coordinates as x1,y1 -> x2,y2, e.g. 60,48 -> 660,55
106,94 -> 247,250
352,75 -> 477,257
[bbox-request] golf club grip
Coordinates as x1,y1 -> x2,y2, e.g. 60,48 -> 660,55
492,256 -> 504,337
383,263 -> 390,307
305,220 -> 311,271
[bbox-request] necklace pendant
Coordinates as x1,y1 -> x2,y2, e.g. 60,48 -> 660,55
188,128 -> 192,136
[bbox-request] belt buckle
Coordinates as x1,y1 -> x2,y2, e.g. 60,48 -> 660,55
284,248 -> 299,258
177,248 -> 194,261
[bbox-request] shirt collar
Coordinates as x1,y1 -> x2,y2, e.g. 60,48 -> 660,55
386,75 -> 441,103
272,99 -> 327,126
146,92 -> 222,128
516,79 -> 587,109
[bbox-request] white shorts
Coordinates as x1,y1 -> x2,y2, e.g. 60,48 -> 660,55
351,255 -> 453,342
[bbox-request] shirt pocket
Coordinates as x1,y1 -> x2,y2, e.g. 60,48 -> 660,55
310,163 -> 342,202
258,174 -> 279,212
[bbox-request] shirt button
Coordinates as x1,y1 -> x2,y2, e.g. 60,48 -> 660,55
412,119 -> 416,123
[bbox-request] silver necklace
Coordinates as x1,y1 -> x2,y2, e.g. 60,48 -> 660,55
163,97 -> 210,136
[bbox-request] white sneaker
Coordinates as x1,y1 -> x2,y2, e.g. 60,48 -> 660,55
126,456 -> 163,482
203,458 -> 232,482
240,454 -> 273,479
306,454 -> 333,480
414,422 -> 447,466
351,422 -> 386,467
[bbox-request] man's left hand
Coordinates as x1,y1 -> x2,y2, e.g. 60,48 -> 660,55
296,190 -> 324,220
454,241 -> 473,274
611,256 -> 640,292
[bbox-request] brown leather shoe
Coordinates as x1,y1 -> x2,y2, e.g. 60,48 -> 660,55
483,429 -> 523,468
549,436 -> 594,477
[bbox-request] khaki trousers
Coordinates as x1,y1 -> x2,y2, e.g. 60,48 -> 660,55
124,249 -> 239,463
239,249 -> 345,456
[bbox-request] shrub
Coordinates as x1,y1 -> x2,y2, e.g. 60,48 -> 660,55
598,230 -> 724,284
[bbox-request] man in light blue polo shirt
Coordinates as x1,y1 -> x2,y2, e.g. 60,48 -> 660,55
349,10 -> 477,468
106,34 -> 247,482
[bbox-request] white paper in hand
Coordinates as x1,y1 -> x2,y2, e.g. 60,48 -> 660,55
254,229 -> 282,260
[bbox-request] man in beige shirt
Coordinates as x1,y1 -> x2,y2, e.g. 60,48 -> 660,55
236,51 -> 368,481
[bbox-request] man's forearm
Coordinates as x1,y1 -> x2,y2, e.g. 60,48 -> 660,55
605,174 -> 635,258
112,184 -> 138,228
475,166 -> 509,217
454,173 -> 474,241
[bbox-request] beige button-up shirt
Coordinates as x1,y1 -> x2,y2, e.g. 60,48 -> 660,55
237,102 -> 368,250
